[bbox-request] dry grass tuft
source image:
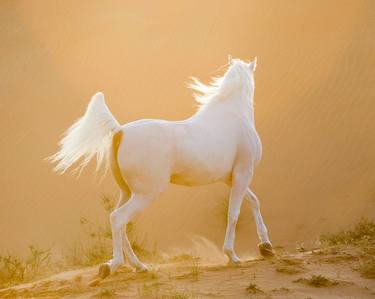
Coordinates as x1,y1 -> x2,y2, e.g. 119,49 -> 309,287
167,288 -> 196,299
358,256 -> 375,279
294,274 -> 338,287
320,218 -> 375,279
245,282 -> 263,294
94,288 -> 117,298
320,218 -> 375,246
63,195 -> 158,267
0,246 -> 51,288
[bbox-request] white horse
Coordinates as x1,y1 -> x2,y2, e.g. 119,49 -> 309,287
49,57 -> 273,278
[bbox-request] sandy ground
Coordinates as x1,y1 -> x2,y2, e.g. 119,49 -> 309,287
0,1 -> 374,297
0,0 -> 375,257
1,245 -> 374,299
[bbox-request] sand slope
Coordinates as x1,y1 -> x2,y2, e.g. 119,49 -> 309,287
0,246 -> 374,298
0,0 -> 374,257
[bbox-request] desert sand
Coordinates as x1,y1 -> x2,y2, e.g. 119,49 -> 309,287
0,0 -> 374,297
0,243 -> 374,298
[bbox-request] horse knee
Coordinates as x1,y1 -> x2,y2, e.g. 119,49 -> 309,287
110,210 -> 127,231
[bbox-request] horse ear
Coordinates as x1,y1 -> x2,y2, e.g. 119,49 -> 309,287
249,57 -> 257,72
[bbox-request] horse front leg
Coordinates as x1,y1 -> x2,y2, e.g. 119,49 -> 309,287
245,188 -> 274,257
223,171 -> 249,264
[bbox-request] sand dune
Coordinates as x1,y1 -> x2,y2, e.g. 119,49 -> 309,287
0,0 -> 374,260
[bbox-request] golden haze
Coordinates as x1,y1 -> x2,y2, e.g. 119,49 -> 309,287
0,1 -> 374,256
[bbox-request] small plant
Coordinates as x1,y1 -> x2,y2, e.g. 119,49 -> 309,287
0,246 -> 51,288
148,268 -> 160,280
170,292 -> 190,299
138,282 -> 164,297
166,288 -> 194,299
0,254 -> 26,287
64,195 -> 157,266
294,274 -> 338,287
63,239 -> 111,267
171,259 -> 201,281
96,288 -> 116,298
127,221 -> 151,259
26,246 -> 51,275
245,282 -> 263,294
320,218 -> 375,279
101,195 -> 115,213
320,218 -> 375,246
190,261 -> 200,280
358,257 -> 375,279
296,243 -> 306,252
63,195 -> 114,266
308,275 -> 334,287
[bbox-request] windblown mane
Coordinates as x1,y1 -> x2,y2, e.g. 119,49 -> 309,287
188,59 -> 253,109
188,76 -> 225,105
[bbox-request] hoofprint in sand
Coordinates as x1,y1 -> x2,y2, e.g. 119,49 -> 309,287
1,246 -> 374,299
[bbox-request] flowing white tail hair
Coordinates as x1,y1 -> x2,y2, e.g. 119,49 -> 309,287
48,92 -> 120,175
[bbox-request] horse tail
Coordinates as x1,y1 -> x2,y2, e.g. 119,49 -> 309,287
48,92 -> 120,175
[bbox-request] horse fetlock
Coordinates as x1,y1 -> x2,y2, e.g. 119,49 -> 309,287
224,247 -> 241,264
128,256 -> 148,272
109,258 -> 123,271
134,262 -> 149,272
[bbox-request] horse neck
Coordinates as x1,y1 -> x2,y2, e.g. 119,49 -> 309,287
195,87 -> 255,126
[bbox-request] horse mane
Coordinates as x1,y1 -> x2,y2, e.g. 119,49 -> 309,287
188,76 -> 225,106
188,59 -> 253,109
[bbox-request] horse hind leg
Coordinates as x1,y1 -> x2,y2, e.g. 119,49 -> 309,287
100,193 -> 152,278
99,130 -> 134,278
112,194 -> 152,270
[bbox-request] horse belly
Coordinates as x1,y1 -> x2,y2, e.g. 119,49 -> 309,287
170,167 -> 232,186
171,141 -> 236,186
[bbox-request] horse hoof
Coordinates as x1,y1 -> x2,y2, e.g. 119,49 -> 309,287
258,242 -> 274,258
135,263 -> 149,273
98,263 -> 111,279
229,258 -> 241,265
224,248 -> 241,265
